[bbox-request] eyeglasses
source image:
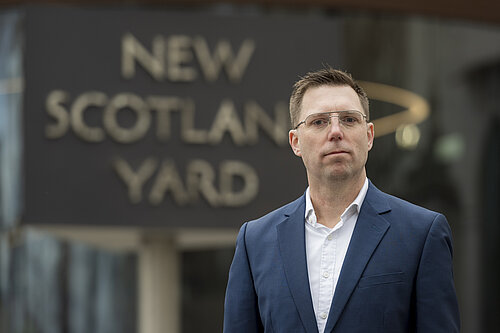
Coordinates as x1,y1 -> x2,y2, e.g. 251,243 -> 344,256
294,110 -> 367,130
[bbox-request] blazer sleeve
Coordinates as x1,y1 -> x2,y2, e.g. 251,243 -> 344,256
224,222 -> 263,333
415,214 -> 460,332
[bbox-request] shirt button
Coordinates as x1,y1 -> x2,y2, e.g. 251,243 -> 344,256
322,271 -> 330,278
327,235 -> 333,241
320,312 -> 328,319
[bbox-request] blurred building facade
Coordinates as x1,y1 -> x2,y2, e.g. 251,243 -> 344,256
0,1 -> 499,333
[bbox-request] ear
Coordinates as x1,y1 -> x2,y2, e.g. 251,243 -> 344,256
289,130 -> 302,157
367,122 -> 374,151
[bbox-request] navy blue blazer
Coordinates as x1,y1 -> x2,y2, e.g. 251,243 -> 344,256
224,181 -> 460,333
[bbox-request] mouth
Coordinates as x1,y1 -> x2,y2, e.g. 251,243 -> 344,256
324,150 -> 349,156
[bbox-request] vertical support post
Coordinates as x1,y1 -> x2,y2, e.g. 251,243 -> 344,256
138,236 -> 180,333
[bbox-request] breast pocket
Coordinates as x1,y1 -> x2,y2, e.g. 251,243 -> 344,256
358,272 -> 405,288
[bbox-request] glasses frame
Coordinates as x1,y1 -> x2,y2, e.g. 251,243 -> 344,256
293,110 -> 367,130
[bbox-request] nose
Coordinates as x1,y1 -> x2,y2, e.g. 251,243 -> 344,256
327,115 -> 343,141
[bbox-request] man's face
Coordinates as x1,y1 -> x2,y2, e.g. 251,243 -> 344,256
289,85 -> 374,184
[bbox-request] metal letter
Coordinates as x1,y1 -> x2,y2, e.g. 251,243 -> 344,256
70,91 -> 107,142
103,93 -> 151,144
149,160 -> 190,205
166,35 -> 197,82
113,157 -> 158,204
186,159 -> 220,207
121,33 -> 165,81
244,100 -> 288,146
45,90 -> 70,139
147,96 -> 184,142
193,37 -> 255,83
181,98 -> 208,144
219,160 -> 259,206
208,99 -> 246,145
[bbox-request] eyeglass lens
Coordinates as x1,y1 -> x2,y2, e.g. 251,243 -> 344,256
304,111 -> 364,130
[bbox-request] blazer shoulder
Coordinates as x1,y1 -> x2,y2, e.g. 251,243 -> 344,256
368,183 -> 445,230
245,194 -> 305,234
388,193 -> 439,217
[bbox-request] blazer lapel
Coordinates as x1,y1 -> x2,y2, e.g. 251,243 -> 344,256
324,183 -> 391,332
277,195 -> 319,333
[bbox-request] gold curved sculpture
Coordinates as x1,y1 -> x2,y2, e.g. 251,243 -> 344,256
358,81 -> 430,138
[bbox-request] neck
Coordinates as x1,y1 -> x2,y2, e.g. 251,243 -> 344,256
308,172 -> 366,228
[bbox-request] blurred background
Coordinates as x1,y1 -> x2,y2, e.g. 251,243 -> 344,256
0,1 -> 499,332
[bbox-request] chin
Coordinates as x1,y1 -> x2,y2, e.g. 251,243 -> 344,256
324,165 -> 364,181
324,170 -> 351,181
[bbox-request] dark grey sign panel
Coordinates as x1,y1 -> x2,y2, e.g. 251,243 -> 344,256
23,6 -> 342,228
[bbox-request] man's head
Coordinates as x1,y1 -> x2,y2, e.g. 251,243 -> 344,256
288,68 -> 374,186
289,67 -> 369,128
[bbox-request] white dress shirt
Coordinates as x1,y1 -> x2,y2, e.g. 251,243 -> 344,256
304,178 -> 369,333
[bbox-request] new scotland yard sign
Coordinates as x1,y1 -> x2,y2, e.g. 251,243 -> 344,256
23,6 -> 342,227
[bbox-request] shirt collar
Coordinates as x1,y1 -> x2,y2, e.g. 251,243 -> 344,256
305,178 -> 369,227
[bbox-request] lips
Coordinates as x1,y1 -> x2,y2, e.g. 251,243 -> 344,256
324,150 -> 349,156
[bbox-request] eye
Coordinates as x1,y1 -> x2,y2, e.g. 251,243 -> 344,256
307,116 -> 329,128
312,119 -> 327,126
343,116 -> 358,123
340,113 -> 361,125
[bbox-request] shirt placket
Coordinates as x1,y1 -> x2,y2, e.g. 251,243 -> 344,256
317,229 -> 336,331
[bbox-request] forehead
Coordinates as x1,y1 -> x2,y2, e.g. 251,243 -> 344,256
301,85 -> 363,117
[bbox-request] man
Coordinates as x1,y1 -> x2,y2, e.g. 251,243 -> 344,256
223,68 -> 460,332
